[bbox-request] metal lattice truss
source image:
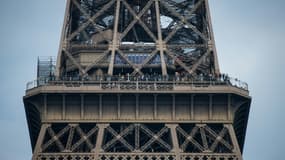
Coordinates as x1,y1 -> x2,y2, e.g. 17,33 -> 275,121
40,124 -> 98,153
36,153 -> 239,160
102,124 -> 172,152
33,123 -> 242,160
177,124 -> 234,153
56,0 -> 220,78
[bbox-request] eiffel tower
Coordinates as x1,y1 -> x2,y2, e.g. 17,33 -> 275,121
24,0 -> 251,160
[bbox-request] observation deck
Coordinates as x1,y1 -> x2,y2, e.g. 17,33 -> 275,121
25,75 -> 249,98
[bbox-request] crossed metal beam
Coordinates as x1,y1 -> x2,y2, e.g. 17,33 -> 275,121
102,124 -> 172,152
102,124 -> 135,151
177,124 -> 234,153
41,124 -> 98,153
67,0 -> 116,41
59,0 -> 216,77
140,124 -> 172,152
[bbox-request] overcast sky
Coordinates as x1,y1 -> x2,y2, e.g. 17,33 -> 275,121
0,0 -> 284,159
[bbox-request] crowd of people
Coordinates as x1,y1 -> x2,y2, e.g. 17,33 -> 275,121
28,71 -> 247,91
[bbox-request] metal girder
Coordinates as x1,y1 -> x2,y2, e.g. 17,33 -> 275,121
67,0 -> 116,41
71,125 -> 98,151
135,124 -> 140,150
41,125 -> 70,152
164,49 -> 192,74
131,49 -> 158,75
160,0 -> 208,41
71,0 -> 106,42
189,49 -> 212,74
116,49 -> 143,75
121,0 -> 157,42
155,0 -> 168,76
62,49 -> 86,75
108,0 -> 121,75
33,123 -> 242,160
205,0 -> 220,75
119,0 -> 155,41
163,0 -> 206,43
65,125 -> 75,151
200,127 -> 209,151
103,124 -> 135,151
203,125 -> 233,152
84,49 -> 110,74
140,125 -> 172,151
55,0 -> 220,77
177,125 -> 204,152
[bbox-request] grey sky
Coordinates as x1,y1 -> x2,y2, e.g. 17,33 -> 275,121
0,0 -> 284,159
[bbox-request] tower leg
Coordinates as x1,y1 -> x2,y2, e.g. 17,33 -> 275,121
32,124 -> 49,160
94,123 -> 109,160
225,124 -> 243,160
166,124 -> 181,160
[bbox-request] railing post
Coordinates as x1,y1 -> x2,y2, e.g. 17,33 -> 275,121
136,80 -> 138,91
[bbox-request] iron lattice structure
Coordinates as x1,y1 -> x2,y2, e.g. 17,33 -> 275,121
56,0 -> 219,78
24,1 -> 251,160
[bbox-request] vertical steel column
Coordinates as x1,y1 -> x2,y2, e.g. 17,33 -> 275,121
205,0 -> 220,75
62,94 -> 66,119
172,94 -> 176,120
135,124 -> 140,151
117,94 -> 121,119
154,94 -> 157,119
191,94 -> 195,119
94,123 -> 109,160
228,94 -> 232,120
32,124 -> 50,160
55,0 -> 71,78
166,124 -> 180,159
43,94 -> 47,120
80,94 -> 84,119
136,94 -> 139,119
225,124 -> 243,160
155,0 -> 167,76
99,94 -> 103,119
108,0 -> 121,75
209,94 -> 213,120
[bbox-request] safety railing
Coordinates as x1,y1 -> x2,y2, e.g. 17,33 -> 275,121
26,75 -> 248,91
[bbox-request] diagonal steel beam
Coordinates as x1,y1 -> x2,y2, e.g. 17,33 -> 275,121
163,0 -> 205,43
164,49 -> 192,74
67,0 -> 116,41
121,0 -> 157,42
188,49 -> 211,74
62,48 -> 86,75
204,126 -> 233,152
84,49 -> 110,74
167,44 -> 207,48
160,0 -> 207,41
71,0 -> 106,41
103,125 -> 135,151
106,126 -> 134,151
164,23 -> 182,43
107,0 -> 121,75
177,126 -> 204,152
42,126 -> 70,152
135,124 -> 140,150
65,125 -> 76,151
71,126 -> 98,151
140,125 -> 171,151
117,49 -> 143,75
119,0 -> 154,41
200,127 -> 209,150
131,49 -> 158,75
155,0 -> 167,76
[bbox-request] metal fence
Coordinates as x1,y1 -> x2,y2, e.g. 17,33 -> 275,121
26,75 -> 248,91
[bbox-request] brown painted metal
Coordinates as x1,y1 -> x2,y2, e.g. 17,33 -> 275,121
24,1 -> 251,160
